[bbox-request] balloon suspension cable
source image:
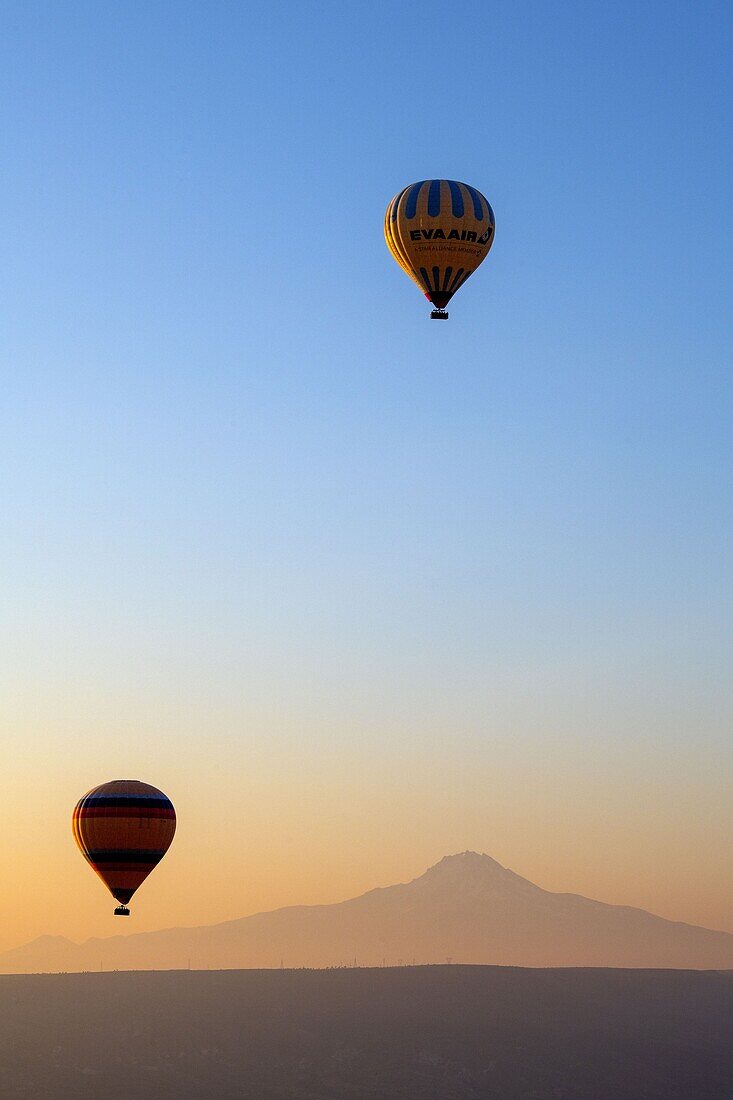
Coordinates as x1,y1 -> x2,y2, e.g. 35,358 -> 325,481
430,309 -> 449,320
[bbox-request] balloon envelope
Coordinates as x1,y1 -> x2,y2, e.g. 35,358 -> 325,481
385,179 -> 495,311
72,780 -> 176,909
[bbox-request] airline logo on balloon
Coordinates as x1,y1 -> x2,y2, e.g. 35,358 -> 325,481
408,228 -> 492,244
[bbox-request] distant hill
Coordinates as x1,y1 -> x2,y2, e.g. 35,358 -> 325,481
0,967 -> 731,1099
3,851 -> 732,973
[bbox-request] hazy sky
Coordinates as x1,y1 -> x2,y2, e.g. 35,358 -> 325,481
1,1 -> 731,952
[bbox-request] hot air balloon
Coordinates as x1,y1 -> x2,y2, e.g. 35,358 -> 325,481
385,179 -> 495,318
72,780 -> 176,915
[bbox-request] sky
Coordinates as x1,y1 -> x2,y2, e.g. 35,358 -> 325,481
0,0 -> 731,953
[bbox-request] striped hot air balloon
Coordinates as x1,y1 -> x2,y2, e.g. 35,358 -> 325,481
72,780 -> 176,915
385,179 -> 495,318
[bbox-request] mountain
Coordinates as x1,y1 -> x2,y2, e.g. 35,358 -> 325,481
3,851 -> 732,973
1,967 -> 731,1098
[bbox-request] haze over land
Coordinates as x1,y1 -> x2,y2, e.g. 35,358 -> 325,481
1,967 -> 730,1099
4,852 -> 731,974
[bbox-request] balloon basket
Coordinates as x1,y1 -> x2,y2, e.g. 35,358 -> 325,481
430,309 -> 449,320
114,905 -> 131,916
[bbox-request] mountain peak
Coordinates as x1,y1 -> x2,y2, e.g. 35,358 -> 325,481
405,851 -> 532,900
437,850 -> 502,865
422,851 -> 509,877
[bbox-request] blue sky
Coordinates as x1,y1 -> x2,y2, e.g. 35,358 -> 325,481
0,1 -> 731,941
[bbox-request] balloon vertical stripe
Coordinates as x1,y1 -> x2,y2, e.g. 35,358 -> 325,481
405,180 -> 427,219
428,179 -> 442,216
447,180 -> 464,218
465,184 -> 486,220
448,268 -> 466,293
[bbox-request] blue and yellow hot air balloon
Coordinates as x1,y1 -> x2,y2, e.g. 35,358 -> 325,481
73,780 -> 176,915
385,179 -> 495,318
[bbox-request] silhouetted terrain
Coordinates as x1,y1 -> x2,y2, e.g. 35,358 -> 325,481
3,852 -> 732,973
0,966 -> 730,1098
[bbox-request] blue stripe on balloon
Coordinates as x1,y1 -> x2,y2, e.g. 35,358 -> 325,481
465,185 -> 485,220
448,268 -> 465,293
428,179 -> 442,217
405,181 -> 427,219
391,187 -> 408,220
447,181 -> 464,218
81,796 -> 172,808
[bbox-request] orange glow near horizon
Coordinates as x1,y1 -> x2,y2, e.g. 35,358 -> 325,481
1,689 -> 731,955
